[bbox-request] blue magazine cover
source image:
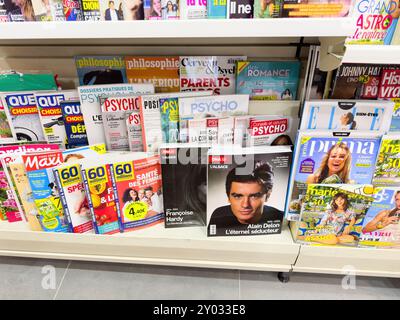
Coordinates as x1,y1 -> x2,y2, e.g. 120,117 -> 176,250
60,101 -> 89,148
236,61 -> 300,100
286,131 -> 381,221
207,0 -> 227,18
359,187 -> 400,248
75,56 -> 127,86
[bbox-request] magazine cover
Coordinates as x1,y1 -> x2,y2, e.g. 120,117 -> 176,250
359,187 -> 400,248
227,0 -> 253,18
145,0 -> 161,18
126,111 -> 144,151
81,161 -> 121,234
111,154 -> 164,232
139,91 -> 211,152
378,69 -> 400,99
390,99 -> 400,131
62,143 -> 106,162
300,100 -> 394,132
180,0 -> 206,18
217,117 -> 234,145
63,0 -> 82,20
23,150 -> 69,232
78,83 -> 154,145
207,0 -> 226,18
392,18 -> 400,44
8,160 -> 42,231
0,0 -> 9,21
54,163 -> 94,233
50,0 -> 66,20
0,96 -> 16,143
99,0 -> 124,20
125,56 -> 180,93
3,0 -> 35,21
279,0 -> 352,17
188,118 -> 207,144
286,131 -> 382,221
0,156 -> 23,222
75,56 -> 127,85
160,97 -> 179,143
297,184 -> 374,247
81,0 -> 101,19
35,90 -> 79,148
373,134 -> 400,186
330,63 -> 383,99
161,0 -> 179,18
100,96 -> 140,151
60,101 -> 89,148
180,56 -> 247,95
239,115 -> 294,147
160,144 -> 208,227
253,0 -> 279,18
178,94 -> 249,142
206,117 -> 218,144
2,92 -> 46,142
346,0 -> 400,45
236,61 -> 301,100
121,0 -> 144,19
32,0 -> 52,20
207,145 -> 292,236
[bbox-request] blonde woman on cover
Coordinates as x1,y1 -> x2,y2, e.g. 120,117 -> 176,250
306,142 -> 352,184
12,0 -> 35,20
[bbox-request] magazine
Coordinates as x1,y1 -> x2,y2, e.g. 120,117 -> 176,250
146,0 -> 161,18
346,0 -> 398,45
279,0 -> 352,18
330,63 -> 383,99
81,158 -> 120,234
53,163 -> 94,233
207,0 -> 227,18
125,56 -> 180,93
160,144 -> 208,227
81,0 -> 101,20
32,0 -> 66,21
160,97 -> 179,143
227,0 -> 253,18
180,0 -> 206,18
207,145 -> 292,236
217,117 -> 235,145
0,96 -> 16,143
63,0 -> 82,20
23,150 -> 69,232
297,184 -> 374,247
373,134 -> 400,186
359,187 -> 400,248
78,83 -> 154,145
99,0 -> 124,20
121,0 -> 145,19
75,56 -> 127,85
139,91 -> 212,152
236,61 -> 301,100
180,56 -> 247,95
62,143 -> 106,162
234,115 -> 294,147
110,154 -> 164,232
161,0 -> 179,19
0,0 -> 9,21
389,99 -> 400,131
378,69 -> 400,99
253,0 -> 279,18
126,111 -> 144,151
2,0 -> 33,21
178,94 -> 249,142
100,96 -> 140,151
286,131 -> 382,221
2,91 -> 46,142
60,101 -> 89,148
188,118 -> 207,144
300,100 -> 394,132
35,90 -> 79,148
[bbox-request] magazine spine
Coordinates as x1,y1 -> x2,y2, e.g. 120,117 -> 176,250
53,168 -> 73,233
81,166 -> 99,234
109,163 -> 124,233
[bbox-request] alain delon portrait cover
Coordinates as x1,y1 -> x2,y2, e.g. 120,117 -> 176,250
207,145 -> 292,237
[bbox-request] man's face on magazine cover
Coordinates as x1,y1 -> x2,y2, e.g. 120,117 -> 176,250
228,181 -> 268,224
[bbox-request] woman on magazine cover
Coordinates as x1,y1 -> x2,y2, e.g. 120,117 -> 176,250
11,0 -> 35,20
314,193 -> 356,244
340,112 -> 357,130
306,142 -> 353,184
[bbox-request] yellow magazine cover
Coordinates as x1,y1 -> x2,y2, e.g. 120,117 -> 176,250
125,56 -> 180,93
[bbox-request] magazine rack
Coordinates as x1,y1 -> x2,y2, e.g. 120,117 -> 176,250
1,18 -> 400,280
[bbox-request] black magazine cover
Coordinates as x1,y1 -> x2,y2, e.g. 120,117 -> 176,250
228,0 -> 253,18
160,144 -> 208,228
207,146 -> 292,237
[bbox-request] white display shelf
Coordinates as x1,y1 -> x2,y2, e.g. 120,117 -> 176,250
0,221 -> 299,272
343,45 -> 400,65
0,18 -> 354,44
